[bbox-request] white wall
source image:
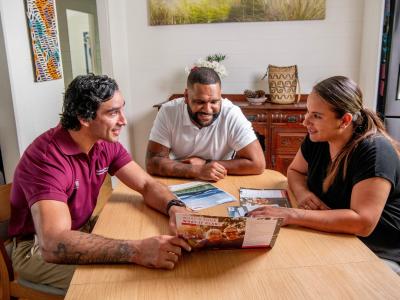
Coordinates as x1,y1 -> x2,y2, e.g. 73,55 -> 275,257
359,0 -> 385,109
0,12 -> 19,183
117,0 -> 366,166
0,0 -> 64,182
97,0 -> 132,154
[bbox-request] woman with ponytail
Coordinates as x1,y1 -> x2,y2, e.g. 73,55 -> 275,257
248,76 -> 400,273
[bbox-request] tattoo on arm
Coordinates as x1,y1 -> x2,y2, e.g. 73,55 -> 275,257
146,149 -> 195,178
51,232 -> 136,264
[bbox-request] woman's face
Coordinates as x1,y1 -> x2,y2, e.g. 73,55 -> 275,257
303,92 -> 344,142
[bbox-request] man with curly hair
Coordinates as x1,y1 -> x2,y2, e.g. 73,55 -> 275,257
9,74 -> 191,291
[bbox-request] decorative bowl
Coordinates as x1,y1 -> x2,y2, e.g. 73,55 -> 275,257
246,97 -> 266,105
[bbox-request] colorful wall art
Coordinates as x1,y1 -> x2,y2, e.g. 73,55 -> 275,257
26,0 -> 62,81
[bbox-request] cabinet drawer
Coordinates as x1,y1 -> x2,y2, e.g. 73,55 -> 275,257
271,112 -> 305,124
272,127 -> 307,154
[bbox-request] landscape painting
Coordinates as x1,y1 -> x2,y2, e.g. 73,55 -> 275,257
149,0 -> 325,26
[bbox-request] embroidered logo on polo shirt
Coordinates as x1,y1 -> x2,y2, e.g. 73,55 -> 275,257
96,167 -> 109,175
74,180 -> 79,190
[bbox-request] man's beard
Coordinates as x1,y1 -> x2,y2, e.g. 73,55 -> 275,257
187,105 -> 220,128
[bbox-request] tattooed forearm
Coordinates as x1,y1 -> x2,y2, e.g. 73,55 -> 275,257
170,163 -> 194,178
146,149 -> 195,178
49,231 -> 137,264
146,148 -> 168,160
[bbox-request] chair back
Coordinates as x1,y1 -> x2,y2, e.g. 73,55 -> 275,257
0,183 -> 12,239
0,183 -> 15,298
0,183 -> 65,300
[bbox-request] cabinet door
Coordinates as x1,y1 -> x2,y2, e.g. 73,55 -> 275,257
272,126 -> 307,155
274,154 -> 296,176
251,122 -> 268,164
271,126 -> 307,174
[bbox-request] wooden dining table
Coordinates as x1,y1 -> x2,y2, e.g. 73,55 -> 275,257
65,170 -> 400,299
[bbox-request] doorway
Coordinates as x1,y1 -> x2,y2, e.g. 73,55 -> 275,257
55,0 -> 102,87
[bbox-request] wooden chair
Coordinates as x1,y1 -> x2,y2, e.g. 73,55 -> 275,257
0,183 -> 65,300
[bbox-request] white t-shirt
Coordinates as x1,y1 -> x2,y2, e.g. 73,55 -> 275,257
149,98 -> 257,160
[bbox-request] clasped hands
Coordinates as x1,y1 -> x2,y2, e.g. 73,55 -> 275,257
180,156 -> 227,181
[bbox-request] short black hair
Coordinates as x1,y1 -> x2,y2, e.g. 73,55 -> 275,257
187,67 -> 221,88
60,74 -> 119,130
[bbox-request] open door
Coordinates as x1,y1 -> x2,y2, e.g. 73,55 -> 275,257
55,0 -> 102,87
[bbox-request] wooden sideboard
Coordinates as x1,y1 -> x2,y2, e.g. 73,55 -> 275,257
154,94 -> 308,175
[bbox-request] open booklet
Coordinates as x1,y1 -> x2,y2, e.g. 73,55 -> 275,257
227,188 -> 291,217
169,181 -> 236,211
176,213 -> 283,250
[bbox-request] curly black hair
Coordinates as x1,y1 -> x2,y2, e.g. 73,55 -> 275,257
60,74 -> 119,130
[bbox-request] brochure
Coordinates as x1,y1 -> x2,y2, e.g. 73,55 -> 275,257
176,213 -> 283,250
239,188 -> 291,207
169,181 -> 236,211
227,205 -> 265,217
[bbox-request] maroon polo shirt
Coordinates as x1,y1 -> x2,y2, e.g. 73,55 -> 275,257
8,125 -> 132,237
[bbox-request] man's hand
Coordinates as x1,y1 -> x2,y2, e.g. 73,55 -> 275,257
133,235 -> 191,269
181,157 -> 227,181
180,156 -> 207,166
196,161 -> 227,181
168,205 -> 195,234
296,191 -> 330,210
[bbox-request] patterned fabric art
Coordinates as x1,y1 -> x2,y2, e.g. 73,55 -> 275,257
26,0 -> 62,81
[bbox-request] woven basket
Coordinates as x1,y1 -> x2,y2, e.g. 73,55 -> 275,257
266,65 -> 300,104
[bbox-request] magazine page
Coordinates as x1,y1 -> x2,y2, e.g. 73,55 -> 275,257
169,181 -> 236,210
227,205 -> 271,217
239,188 -> 291,207
176,213 -> 283,250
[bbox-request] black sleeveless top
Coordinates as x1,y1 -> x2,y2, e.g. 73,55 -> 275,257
301,134 -> 400,263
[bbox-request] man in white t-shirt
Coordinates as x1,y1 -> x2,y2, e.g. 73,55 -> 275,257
146,67 -> 265,182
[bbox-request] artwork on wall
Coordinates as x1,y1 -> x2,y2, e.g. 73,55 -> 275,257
149,0 -> 326,26
26,0 -> 62,82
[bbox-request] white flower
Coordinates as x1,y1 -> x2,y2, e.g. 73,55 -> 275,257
185,58 -> 228,78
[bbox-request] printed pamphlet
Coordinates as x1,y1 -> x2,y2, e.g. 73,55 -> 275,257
176,213 -> 283,250
169,181 -> 236,210
239,188 -> 291,207
226,188 -> 291,217
227,205 -> 265,217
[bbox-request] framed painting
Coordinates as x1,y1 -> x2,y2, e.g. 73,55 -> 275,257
149,0 -> 325,26
26,0 -> 62,81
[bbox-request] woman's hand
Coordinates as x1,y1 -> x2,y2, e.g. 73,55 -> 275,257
296,191 -> 330,210
246,206 -> 294,226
